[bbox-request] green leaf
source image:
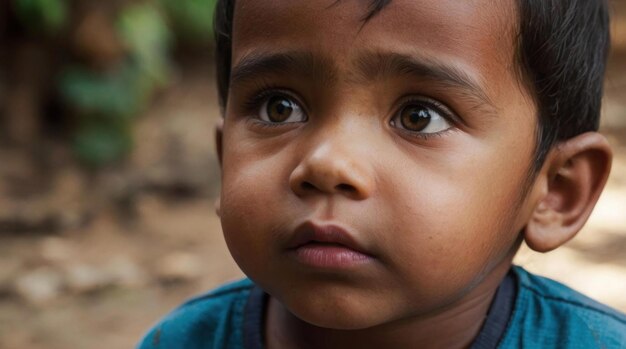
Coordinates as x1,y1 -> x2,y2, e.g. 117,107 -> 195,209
160,0 -> 217,41
117,3 -> 172,85
14,0 -> 68,34
59,64 -> 142,119
73,125 -> 132,167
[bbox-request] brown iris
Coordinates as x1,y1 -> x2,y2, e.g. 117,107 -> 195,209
400,105 -> 431,131
266,96 -> 294,122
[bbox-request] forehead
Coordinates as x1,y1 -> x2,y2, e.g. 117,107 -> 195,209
232,0 -> 518,95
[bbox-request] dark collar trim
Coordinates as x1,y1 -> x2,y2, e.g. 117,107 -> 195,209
243,285 -> 267,349
470,270 -> 517,349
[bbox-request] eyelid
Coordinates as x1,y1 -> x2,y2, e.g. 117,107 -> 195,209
393,95 -> 459,125
387,96 -> 458,140
243,83 -> 309,116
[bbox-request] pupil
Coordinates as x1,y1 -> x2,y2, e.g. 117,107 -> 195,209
412,109 -> 429,122
276,103 -> 286,114
402,106 -> 431,131
268,97 -> 293,122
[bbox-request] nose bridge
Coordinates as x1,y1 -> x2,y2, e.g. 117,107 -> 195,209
312,117 -> 362,160
289,116 -> 375,200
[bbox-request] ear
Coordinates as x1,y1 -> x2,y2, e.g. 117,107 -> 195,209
214,118 -> 224,217
524,132 -> 612,252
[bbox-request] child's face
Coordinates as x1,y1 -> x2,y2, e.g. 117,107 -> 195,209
219,0 -> 537,329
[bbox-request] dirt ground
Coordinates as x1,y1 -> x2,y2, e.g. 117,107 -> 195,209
0,62 -> 245,349
1,15 -> 626,349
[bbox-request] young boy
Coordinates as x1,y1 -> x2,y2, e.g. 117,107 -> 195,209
139,0 -> 626,348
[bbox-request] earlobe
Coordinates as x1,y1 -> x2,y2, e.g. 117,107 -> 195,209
525,200 -> 568,252
524,132 -> 612,252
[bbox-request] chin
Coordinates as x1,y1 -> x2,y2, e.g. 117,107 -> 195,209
292,308 -> 380,330
281,293 -> 391,330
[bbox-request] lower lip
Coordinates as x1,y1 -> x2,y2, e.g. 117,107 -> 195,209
289,244 -> 374,268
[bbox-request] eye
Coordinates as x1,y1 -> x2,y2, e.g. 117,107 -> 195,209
390,102 -> 451,134
259,95 -> 306,123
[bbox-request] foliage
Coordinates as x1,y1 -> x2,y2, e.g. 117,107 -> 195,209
60,65 -> 142,119
59,3 -> 173,167
14,0 -> 68,34
60,64 -> 140,166
11,0 -> 215,167
160,0 -> 217,42
73,124 -> 133,167
118,3 -> 172,88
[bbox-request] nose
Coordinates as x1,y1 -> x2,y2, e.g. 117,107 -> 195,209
289,136 -> 375,201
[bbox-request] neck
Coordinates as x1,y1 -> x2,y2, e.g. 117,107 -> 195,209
266,264 -> 512,349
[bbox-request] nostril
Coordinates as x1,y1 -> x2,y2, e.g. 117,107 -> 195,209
335,183 -> 356,193
301,181 -> 316,191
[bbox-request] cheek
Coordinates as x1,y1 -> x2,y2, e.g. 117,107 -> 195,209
219,144 -> 292,277
382,149 -> 527,299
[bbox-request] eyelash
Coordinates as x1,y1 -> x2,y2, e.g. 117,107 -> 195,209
243,83 -> 302,112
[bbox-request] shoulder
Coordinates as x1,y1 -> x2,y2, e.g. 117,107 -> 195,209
499,266 -> 626,349
137,278 -> 255,349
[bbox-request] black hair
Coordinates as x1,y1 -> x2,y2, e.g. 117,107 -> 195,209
213,0 -> 611,171
515,0 -> 611,170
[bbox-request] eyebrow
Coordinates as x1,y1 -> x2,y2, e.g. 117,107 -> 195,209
230,51 -> 338,86
354,51 -> 496,114
230,50 -> 497,116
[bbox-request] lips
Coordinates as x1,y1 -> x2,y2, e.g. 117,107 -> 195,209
287,221 -> 369,252
286,221 -> 375,268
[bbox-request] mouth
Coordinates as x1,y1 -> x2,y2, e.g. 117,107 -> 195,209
286,221 -> 375,268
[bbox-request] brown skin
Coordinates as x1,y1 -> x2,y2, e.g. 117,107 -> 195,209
214,1 -> 613,348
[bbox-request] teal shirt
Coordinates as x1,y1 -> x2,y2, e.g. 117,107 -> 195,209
138,266 -> 626,348
500,268 -> 626,348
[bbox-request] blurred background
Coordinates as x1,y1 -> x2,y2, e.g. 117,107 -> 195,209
0,1 -> 624,348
